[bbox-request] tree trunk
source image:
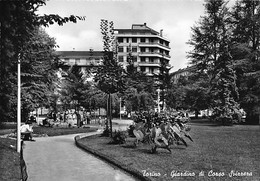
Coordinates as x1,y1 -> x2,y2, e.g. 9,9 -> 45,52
109,93 -> 113,137
195,109 -> 199,119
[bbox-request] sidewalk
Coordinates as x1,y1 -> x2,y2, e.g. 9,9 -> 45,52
23,131 -> 138,181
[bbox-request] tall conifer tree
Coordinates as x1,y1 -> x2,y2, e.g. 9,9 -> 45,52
231,0 -> 260,124
188,0 -> 240,124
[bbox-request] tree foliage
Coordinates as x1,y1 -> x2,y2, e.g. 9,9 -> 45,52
0,0 -> 85,123
94,19 -> 126,136
95,20 -> 126,94
231,0 -> 260,124
187,0 -> 240,124
20,28 -> 59,122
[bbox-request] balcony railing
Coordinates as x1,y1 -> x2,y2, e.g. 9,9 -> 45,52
139,52 -> 171,58
138,42 -> 170,49
138,61 -> 160,65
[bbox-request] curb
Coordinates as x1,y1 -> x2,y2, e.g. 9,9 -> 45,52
74,133 -> 151,181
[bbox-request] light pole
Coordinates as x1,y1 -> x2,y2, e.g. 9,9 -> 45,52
157,88 -> 160,113
17,54 -> 21,153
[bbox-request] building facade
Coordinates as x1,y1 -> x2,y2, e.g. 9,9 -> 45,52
56,50 -> 104,68
171,65 -> 197,84
114,23 -> 171,76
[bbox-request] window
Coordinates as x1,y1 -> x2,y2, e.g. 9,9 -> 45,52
118,56 -> 124,62
141,57 -> 146,62
133,56 -> 137,62
127,46 -> 131,52
141,38 -> 145,43
118,46 -> 124,52
140,67 -> 146,72
75,58 -> 80,64
149,57 -> 154,63
140,47 -> 145,52
118,37 -> 123,43
69,59 -> 75,64
149,67 -> 154,74
132,46 -> 137,52
132,37 -> 137,43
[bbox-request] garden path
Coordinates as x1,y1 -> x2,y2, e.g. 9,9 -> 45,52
23,131 -> 137,181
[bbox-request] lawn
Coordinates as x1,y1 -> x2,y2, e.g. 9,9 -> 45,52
0,123 -> 98,181
0,138 -> 20,181
32,126 -> 98,137
77,120 -> 260,181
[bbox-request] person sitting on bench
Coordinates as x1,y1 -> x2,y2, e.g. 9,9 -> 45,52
20,122 -> 35,141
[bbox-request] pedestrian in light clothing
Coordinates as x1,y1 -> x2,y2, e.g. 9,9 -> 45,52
20,122 -> 35,141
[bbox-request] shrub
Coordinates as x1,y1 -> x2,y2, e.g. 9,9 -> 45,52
111,130 -> 127,144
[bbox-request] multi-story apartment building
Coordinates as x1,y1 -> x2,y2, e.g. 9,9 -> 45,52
114,23 -> 171,75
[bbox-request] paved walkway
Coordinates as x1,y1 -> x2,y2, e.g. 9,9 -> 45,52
23,132 -> 138,181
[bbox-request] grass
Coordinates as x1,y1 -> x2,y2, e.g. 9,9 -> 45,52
0,122 -> 98,181
0,138 -> 20,181
77,120 -> 260,181
32,126 -> 98,136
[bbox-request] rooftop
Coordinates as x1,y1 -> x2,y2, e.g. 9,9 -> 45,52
114,23 -> 162,36
56,51 -> 105,58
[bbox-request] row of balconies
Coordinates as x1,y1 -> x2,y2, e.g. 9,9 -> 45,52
116,34 -> 170,45
139,52 -> 171,58
138,42 -> 170,50
118,50 -> 170,59
118,41 -> 170,50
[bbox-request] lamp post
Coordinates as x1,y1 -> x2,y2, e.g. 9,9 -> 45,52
17,54 -> 21,153
157,88 -> 160,113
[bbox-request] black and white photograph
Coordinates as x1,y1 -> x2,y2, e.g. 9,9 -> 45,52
0,0 -> 259,181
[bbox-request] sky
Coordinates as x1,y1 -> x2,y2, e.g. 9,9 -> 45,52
37,0 -> 234,72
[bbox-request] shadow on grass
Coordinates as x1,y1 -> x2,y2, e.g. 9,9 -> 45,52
190,119 -> 228,127
122,144 -> 136,149
170,145 -> 187,150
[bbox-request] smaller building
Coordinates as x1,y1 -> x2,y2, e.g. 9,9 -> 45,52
56,51 -> 104,68
171,65 -> 197,84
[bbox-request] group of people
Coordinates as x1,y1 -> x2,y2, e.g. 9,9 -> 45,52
42,110 -> 104,128
132,111 -> 193,153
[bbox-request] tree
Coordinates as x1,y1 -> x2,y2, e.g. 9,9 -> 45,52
154,59 -> 172,111
94,19 -> 126,136
122,48 -> 155,113
0,0 -> 85,124
231,1 -> 260,124
187,0 -> 240,124
59,65 -> 87,111
20,27 -> 60,122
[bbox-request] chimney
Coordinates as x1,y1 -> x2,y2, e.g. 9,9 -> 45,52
144,23 -> 147,26
160,29 -> 163,36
